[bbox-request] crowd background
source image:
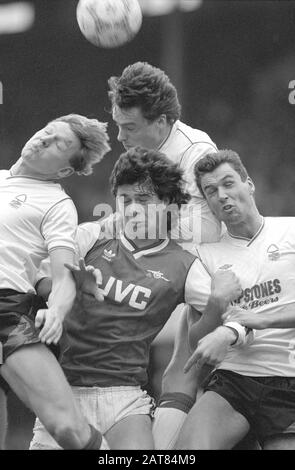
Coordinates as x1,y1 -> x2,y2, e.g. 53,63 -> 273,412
0,0 -> 295,449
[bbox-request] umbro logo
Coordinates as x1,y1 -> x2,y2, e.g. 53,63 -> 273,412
267,244 -> 280,261
9,194 -> 27,209
102,248 -> 116,262
146,270 -> 170,282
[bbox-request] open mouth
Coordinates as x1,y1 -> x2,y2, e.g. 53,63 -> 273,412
223,204 -> 234,212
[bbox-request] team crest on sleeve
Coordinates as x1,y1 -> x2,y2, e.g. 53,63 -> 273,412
146,270 -> 170,282
267,244 -> 280,261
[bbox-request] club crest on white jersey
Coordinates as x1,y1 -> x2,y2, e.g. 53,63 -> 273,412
267,244 -> 280,261
9,194 -> 27,209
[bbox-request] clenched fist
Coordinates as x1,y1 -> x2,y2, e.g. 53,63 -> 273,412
211,267 -> 242,307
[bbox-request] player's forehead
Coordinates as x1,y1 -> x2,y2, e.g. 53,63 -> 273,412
112,105 -> 145,125
116,182 -> 157,199
201,163 -> 241,187
45,121 -> 75,138
35,121 -> 81,148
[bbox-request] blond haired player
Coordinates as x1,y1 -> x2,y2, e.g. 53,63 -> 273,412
0,114 -> 110,449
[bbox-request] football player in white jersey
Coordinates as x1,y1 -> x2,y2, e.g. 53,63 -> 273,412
108,62 -> 221,448
0,114 -> 110,449
176,149 -> 295,450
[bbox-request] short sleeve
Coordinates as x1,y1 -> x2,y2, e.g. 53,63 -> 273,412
41,198 -> 78,253
170,142 -> 221,243
180,141 -> 217,200
76,222 -> 101,258
184,257 -> 211,313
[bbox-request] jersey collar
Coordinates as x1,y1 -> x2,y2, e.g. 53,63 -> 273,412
226,216 -> 265,246
119,232 -> 170,259
158,120 -> 178,152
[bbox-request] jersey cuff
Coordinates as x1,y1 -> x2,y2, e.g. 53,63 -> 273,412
223,321 -> 249,347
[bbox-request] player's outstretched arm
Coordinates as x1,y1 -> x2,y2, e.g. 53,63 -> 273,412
223,305 -> 295,329
184,326 -> 237,373
36,248 -> 76,345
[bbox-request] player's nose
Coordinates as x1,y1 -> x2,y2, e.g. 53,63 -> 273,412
217,187 -> 228,200
125,202 -> 144,217
117,127 -> 126,142
40,135 -> 54,147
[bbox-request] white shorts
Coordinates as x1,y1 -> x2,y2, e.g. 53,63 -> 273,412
30,385 -> 155,450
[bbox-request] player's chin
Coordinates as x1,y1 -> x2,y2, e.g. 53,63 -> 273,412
125,225 -> 147,240
123,144 -> 133,151
20,149 -> 30,159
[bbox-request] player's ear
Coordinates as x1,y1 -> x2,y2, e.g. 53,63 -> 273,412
247,177 -> 255,195
57,167 -> 74,178
157,114 -> 168,128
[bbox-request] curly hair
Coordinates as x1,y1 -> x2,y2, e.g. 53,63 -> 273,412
51,114 -> 111,176
194,149 -> 249,196
110,147 -> 190,208
108,62 -> 181,124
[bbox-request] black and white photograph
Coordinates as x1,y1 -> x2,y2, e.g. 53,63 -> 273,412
1,0 -> 295,455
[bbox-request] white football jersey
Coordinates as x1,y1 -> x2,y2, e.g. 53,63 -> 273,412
0,171 -> 77,293
195,217 -> 295,376
159,120 -> 221,244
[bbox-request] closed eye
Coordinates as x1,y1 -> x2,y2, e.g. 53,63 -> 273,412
205,188 -> 217,196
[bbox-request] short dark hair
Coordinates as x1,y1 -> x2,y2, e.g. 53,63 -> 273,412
108,62 -> 181,124
110,147 -> 190,208
194,149 -> 249,196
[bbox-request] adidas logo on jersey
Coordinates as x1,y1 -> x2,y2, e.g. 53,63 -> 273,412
146,270 -> 170,282
9,194 -> 27,208
102,249 -> 116,262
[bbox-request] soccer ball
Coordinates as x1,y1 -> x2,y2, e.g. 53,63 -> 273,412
76,0 -> 143,48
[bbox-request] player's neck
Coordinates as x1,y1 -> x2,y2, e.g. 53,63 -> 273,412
125,234 -> 165,250
157,123 -> 173,150
227,211 -> 264,240
10,159 -> 56,181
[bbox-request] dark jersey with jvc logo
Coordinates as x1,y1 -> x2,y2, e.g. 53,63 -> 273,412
61,229 -> 196,387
